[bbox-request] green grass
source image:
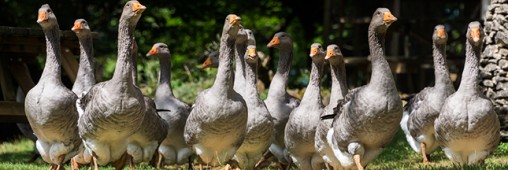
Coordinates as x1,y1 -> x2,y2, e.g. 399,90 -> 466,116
1,133 -> 507,170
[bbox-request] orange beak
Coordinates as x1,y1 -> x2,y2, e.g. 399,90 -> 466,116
37,12 -> 48,23
146,47 -> 158,56
229,15 -> 241,26
437,29 -> 446,39
383,12 -> 397,25
132,1 -> 146,15
201,57 -> 213,69
470,28 -> 480,42
71,22 -> 81,31
325,49 -> 334,60
248,48 -> 257,57
267,36 -> 280,47
310,47 -> 318,57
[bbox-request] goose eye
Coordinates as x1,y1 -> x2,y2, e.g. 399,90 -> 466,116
47,9 -> 51,12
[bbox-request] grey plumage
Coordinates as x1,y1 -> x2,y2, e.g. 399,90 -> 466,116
285,43 -> 326,170
71,19 -> 95,95
70,18 -> 95,166
400,24 -> 455,163
265,32 -> 301,164
24,4 -> 81,168
127,96 -> 168,163
434,21 -> 500,165
127,41 -> 168,164
77,0 -> 146,165
234,31 -> 274,170
315,44 -> 347,169
183,14 -> 248,166
327,8 -> 402,170
148,42 -> 194,166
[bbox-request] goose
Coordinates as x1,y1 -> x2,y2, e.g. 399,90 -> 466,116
124,41 -> 168,168
183,14 -> 248,167
233,27 -> 248,95
263,32 -> 300,168
201,51 -> 219,69
24,4 -> 81,170
76,1 -> 146,169
71,19 -> 95,95
126,96 -> 168,167
233,30 -> 274,170
434,21 -> 500,165
146,43 -> 194,169
284,43 -> 326,170
326,8 -> 401,170
70,18 -> 95,169
400,25 -> 455,163
315,44 -> 347,169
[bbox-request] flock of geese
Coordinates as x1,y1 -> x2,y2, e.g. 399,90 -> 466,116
23,1 -> 501,170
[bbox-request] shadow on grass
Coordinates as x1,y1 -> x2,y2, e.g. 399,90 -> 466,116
0,151 -> 45,166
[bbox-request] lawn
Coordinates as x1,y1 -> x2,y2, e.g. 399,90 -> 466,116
0,132 -> 507,170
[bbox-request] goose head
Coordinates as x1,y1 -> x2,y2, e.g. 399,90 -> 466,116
236,27 -> 248,44
246,45 -> 258,64
37,4 -> 58,28
310,43 -> 325,62
71,19 -> 91,36
121,1 -> 146,25
370,8 -> 397,33
325,44 -> 344,62
146,43 -> 170,59
467,21 -> 484,47
433,25 -> 448,45
224,14 -> 242,38
201,51 -> 219,69
267,32 -> 292,49
245,29 -> 256,45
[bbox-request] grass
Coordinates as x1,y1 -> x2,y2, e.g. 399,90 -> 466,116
1,133 -> 507,170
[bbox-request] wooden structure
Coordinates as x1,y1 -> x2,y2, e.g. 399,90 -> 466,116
0,26 -> 83,123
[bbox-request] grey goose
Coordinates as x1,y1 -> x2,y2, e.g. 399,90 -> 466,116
315,44 -> 347,170
183,14 -> 248,167
327,8 -> 401,170
147,43 -> 194,168
76,1 -> 146,169
285,43 -> 326,170
434,21 -> 500,165
400,25 -> 455,163
24,4 -> 81,170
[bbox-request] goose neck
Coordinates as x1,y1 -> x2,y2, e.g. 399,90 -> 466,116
211,34 -> 236,96
329,59 -> 348,106
458,41 -> 481,93
73,34 -> 95,93
267,47 -> 293,99
40,25 -> 62,83
367,28 -> 395,91
157,56 -> 174,97
111,17 -> 136,85
301,59 -> 324,105
433,42 -> 452,88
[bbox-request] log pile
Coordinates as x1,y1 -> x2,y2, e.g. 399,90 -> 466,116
481,0 -> 508,137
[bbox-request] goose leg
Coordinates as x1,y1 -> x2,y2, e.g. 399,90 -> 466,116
284,158 -> 292,170
92,152 -> 99,170
254,150 -> 272,169
188,156 -> 194,170
112,152 -> 128,170
157,152 -> 163,169
128,154 -> 134,170
353,154 -> 363,170
49,164 -> 57,170
71,158 -> 81,170
56,164 -> 64,170
421,143 -> 429,163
